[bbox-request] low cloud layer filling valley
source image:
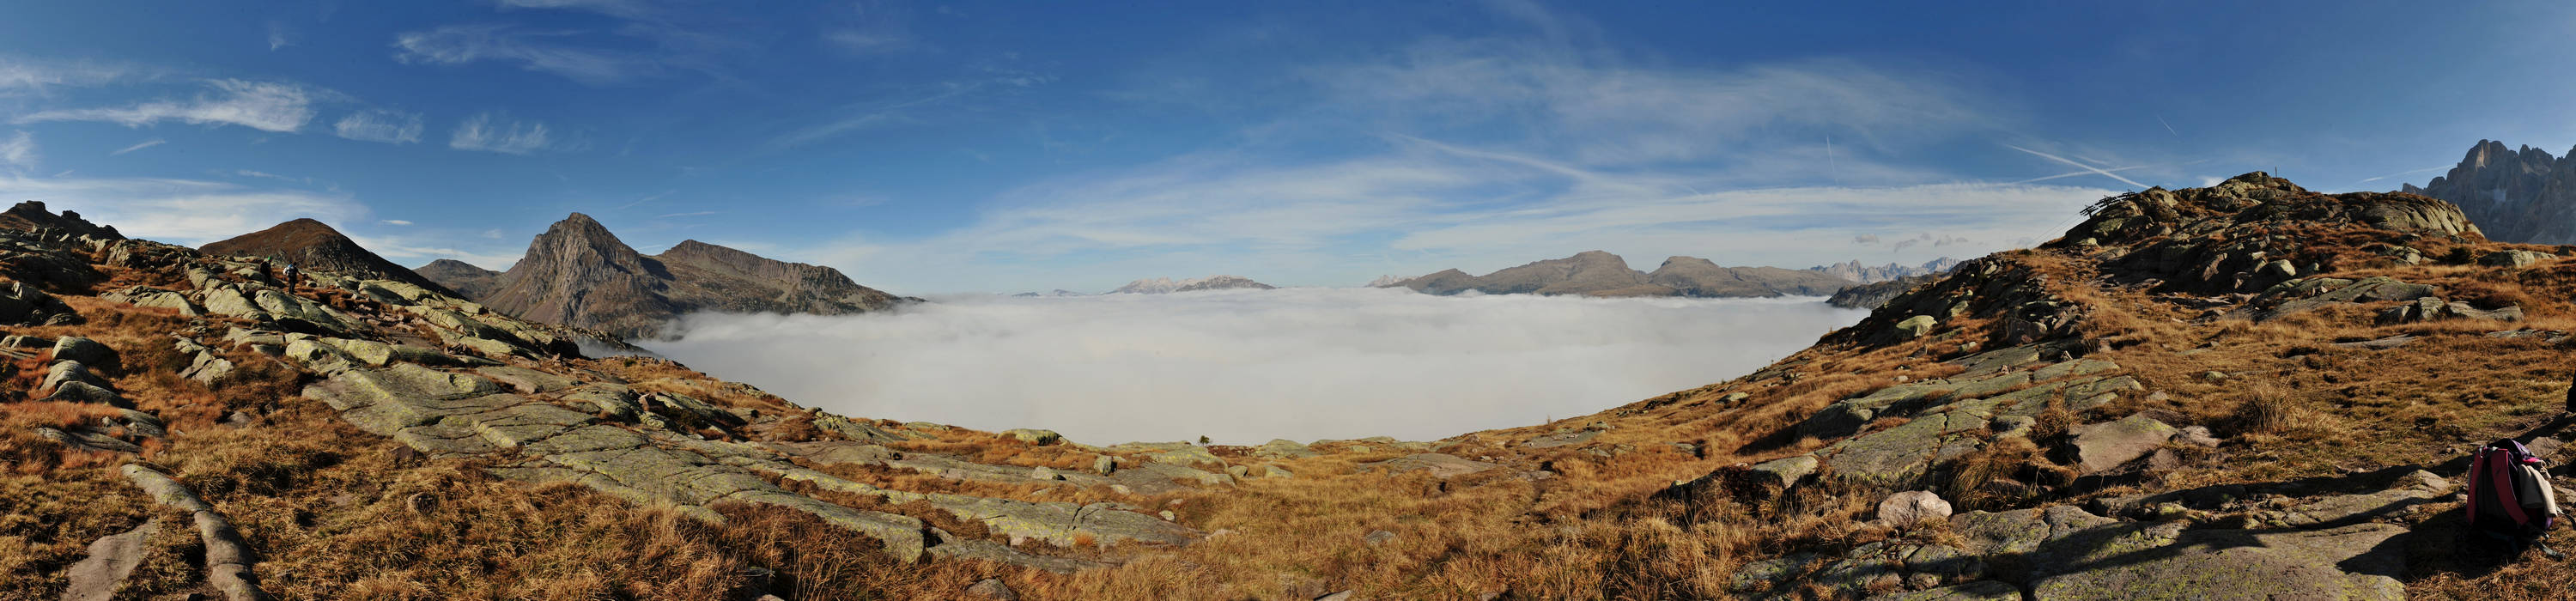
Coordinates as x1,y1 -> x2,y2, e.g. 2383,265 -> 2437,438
646,288 -> 1868,445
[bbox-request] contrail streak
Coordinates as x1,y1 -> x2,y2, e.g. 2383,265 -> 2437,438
2005,143 -> 2148,189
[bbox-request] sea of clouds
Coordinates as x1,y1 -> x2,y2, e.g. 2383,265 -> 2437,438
645,288 -> 1868,446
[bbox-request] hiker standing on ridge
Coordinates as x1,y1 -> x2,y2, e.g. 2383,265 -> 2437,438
282,263 -> 299,290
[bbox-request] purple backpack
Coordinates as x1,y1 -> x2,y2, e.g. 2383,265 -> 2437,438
2467,439 -> 2561,535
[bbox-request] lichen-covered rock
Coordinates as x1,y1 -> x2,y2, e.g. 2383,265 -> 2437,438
2479,249 -> 2548,268
1895,315 -> 1937,339
1879,490 -> 1953,525
1360,453 -> 1497,479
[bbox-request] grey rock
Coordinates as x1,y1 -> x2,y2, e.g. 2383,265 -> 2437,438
2070,415 -> 2178,473
49,336 -> 116,368
1003,428 -> 1063,445
1747,455 -> 1819,489
1360,453 -> 1499,479
1895,314 -> 1938,339
61,519 -> 159,601
1879,490 -> 1953,525
1254,438 -> 1318,458
46,380 -> 125,407
39,360 -> 104,394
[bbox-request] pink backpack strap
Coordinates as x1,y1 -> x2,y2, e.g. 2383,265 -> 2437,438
2469,452 -> 2488,525
2491,452 -> 2531,525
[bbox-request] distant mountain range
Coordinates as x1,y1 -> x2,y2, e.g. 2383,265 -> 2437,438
424,213 -> 913,338
1011,289 -> 1086,298
1376,252 -> 1957,299
201,218 -> 459,295
1109,275 -> 1276,294
2401,139 -> 2568,243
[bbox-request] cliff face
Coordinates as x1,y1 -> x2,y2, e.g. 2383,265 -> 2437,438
199,218 -> 455,295
2403,139 -> 2576,244
479,214 -> 908,337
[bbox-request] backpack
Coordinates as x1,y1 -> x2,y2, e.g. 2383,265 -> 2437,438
2466,439 -> 2561,546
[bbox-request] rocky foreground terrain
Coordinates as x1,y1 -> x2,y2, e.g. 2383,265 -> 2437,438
5,172 -> 2576,599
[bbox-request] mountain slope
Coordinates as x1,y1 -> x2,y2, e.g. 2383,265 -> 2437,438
0,201 -> 121,239
480,214 -> 908,337
415,258 -> 503,299
199,218 -> 456,295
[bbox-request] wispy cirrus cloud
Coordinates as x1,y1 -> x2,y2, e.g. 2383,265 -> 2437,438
0,57 -> 137,94
333,108 -> 425,143
15,79 -> 319,132
108,138 -> 165,155
394,24 -> 649,85
773,69 -> 1052,148
449,112 -> 565,155
0,131 -> 33,170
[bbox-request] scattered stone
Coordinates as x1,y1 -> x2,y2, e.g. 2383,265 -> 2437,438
1878,490 -> 1953,526
1364,530 -> 1397,546
1254,439 -> 1318,458
1093,454 -> 1118,476
2201,371 -> 2227,381
966,578 -> 1019,600
39,360 -> 104,393
2333,334 -> 2417,349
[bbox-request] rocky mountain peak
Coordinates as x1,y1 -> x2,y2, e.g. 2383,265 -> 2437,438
2403,139 -> 2576,244
200,217 -> 454,295
480,214 -> 907,337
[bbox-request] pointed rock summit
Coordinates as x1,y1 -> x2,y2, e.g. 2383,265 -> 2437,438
479,213 -> 909,337
200,218 -> 453,294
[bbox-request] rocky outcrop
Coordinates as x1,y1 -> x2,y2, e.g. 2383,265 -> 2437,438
123,464 -> 270,600
201,218 -> 458,296
416,258 -> 504,299
2068,172 -> 2481,294
0,200 -> 121,239
479,214 -> 911,338
1109,275 -> 1276,294
2403,140 -> 2576,244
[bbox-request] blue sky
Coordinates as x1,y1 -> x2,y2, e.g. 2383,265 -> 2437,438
0,1 -> 2569,294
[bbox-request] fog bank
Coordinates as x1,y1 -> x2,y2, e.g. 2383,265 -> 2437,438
646,288 -> 1868,445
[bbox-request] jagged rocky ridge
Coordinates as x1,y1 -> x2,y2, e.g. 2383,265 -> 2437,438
471,214 -> 912,338
1807,258 -> 1962,284
1388,251 -> 1855,297
2404,139 -> 2576,245
1108,275 -> 1274,294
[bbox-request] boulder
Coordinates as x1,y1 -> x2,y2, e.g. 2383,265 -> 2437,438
60,519 -> 158,601
0,281 -> 77,325
2069,415 -> 2178,473
39,360 -> 104,394
1878,490 -> 1953,526
1896,315 -> 1938,339
49,337 -> 116,369
1747,455 -> 1820,488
